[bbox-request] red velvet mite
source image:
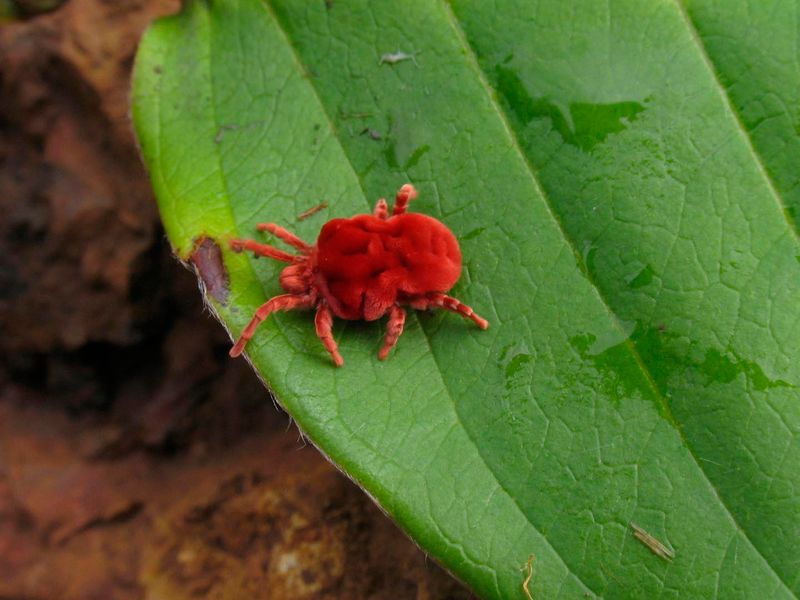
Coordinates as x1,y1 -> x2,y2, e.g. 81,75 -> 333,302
228,184 -> 488,366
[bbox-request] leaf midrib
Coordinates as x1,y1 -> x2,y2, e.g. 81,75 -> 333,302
440,0 -> 797,596
674,0 -> 800,243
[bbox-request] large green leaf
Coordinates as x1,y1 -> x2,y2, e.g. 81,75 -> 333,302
132,1 -> 800,598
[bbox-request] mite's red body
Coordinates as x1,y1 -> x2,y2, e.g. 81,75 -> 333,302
229,184 -> 488,366
315,212 -> 462,321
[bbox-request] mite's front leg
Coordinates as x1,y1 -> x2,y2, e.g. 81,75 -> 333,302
256,223 -> 312,252
230,294 -> 314,357
229,239 -> 295,262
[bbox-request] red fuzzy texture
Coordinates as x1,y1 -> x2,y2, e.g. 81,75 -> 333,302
228,184 -> 487,366
315,214 -> 461,321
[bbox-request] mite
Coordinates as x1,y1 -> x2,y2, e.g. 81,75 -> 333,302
228,184 -> 488,366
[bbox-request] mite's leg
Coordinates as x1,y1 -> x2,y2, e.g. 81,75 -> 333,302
230,294 -> 313,357
392,183 -> 418,216
374,198 -> 389,220
256,223 -> 312,252
410,292 -> 489,329
229,238 -> 295,262
315,304 -> 344,367
378,305 -> 406,360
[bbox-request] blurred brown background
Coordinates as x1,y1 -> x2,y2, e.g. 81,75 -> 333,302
0,1 -> 474,597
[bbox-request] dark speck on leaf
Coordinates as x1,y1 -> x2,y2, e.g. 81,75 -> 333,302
360,127 -> 382,141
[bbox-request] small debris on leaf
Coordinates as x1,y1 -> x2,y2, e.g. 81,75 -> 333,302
379,50 -> 419,67
297,202 -> 328,221
522,554 -> 535,600
360,127 -> 382,141
631,522 -> 674,562
214,120 -> 265,144
339,109 -> 373,120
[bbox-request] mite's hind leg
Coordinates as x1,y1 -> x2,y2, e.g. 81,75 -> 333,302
315,304 -> 344,367
374,198 -> 389,220
410,293 -> 489,329
378,305 -> 406,360
392,183 -> 418,216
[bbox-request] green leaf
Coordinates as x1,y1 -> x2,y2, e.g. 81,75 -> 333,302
132,1 -> 800,598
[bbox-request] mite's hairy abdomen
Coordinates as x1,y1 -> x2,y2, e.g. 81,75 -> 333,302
316,214 -> 461,320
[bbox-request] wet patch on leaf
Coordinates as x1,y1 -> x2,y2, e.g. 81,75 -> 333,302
495,61 -> 647,151
627,265 -> 655,289
699,348 -> 794,391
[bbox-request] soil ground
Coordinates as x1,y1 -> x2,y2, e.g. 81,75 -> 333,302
0,2 -> 475,598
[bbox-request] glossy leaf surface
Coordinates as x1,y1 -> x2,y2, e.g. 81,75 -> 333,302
132,1 -> 800,597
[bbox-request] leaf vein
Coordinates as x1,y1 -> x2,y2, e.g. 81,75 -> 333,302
441,0 -> 798,596
674,0 -> 800,244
